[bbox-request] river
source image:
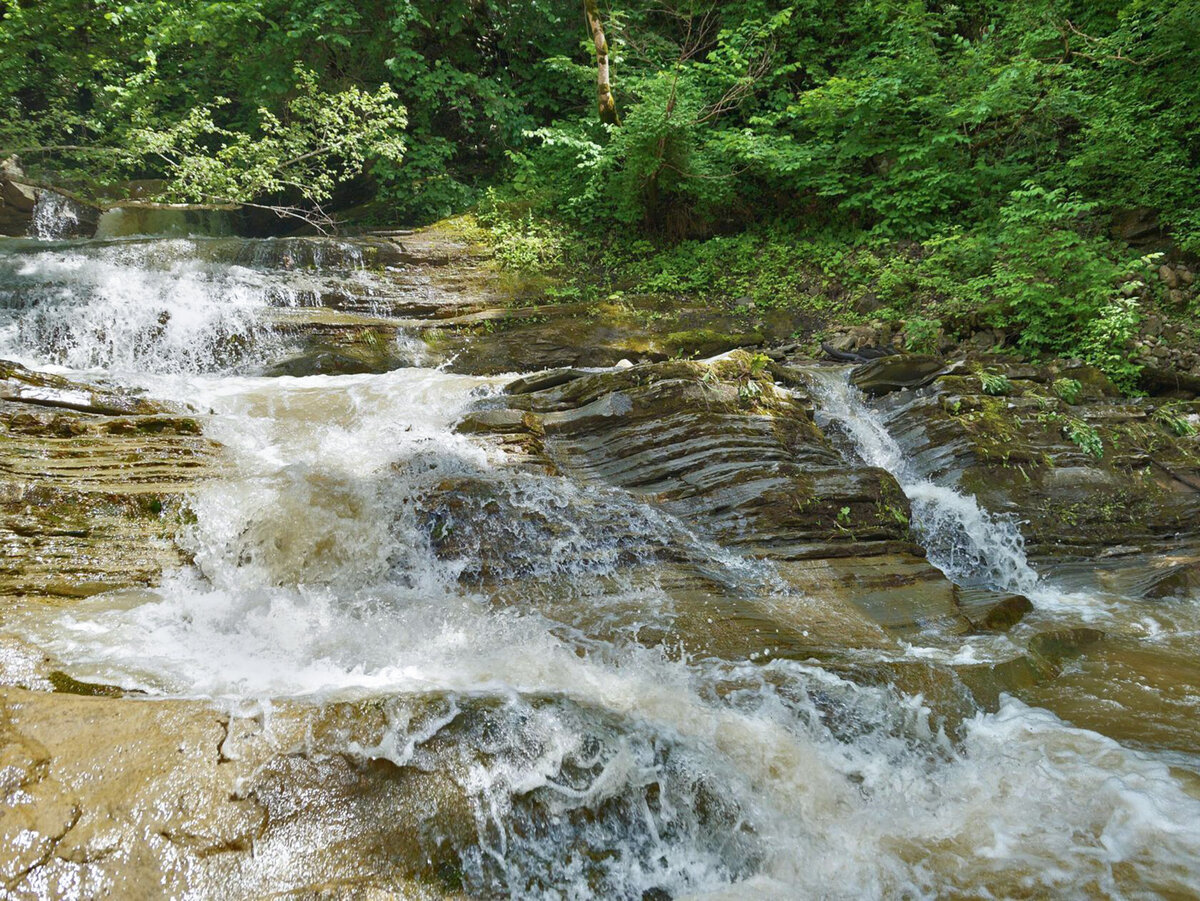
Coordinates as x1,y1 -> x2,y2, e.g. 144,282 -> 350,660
2,221 -> 1199,899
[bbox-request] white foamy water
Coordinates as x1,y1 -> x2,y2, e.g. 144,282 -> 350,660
806,368 -> 1041,595
6,236 -> 1200,898
30,190 -> 82,240
0,236 -> 396,375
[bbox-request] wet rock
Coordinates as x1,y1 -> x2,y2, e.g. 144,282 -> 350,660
0,687 -> 761,898
1139,362 -> 1200,398
864,361 -> 1200,560
466,354 -> 961,637
0,688 -> 475,898
265,347 -> 398,377
1,360 -> 161,416
1027,628 -> 1106,664
1,361 -> 214,599
850,355 -> 944,396
1141,562 -> 1200,599
0,176 -> 37,235
1017,637 -> 1200,755
957,589 -> 1035,633
47,671 -> 125,698
506,368 -> 590,395
955,655 -> 1058,711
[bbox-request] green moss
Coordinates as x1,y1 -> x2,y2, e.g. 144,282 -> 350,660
49,671 -> 124,697
662,328 -> 765,358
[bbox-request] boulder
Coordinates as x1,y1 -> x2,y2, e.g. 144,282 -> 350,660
0,176 -> 38,236
850,354 -> 945,396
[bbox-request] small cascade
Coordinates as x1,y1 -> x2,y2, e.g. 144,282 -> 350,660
806,368 -> 1040,594
0,239 -> 284,373
0,237 -> 391,374
30,190 -> 89,240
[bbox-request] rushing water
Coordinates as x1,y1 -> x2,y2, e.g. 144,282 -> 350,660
806,368 -> 1040,596
4,231 -> 1200,899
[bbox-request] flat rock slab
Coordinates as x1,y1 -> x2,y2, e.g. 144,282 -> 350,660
851,354 -> 945,396
0,687 -> 481,899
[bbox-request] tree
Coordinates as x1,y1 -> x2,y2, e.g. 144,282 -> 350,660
584,0 -> 621,125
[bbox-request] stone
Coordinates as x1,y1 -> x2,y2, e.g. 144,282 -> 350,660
1159,264 -> 1180,289
1141,562 -> 1200,599
850,354 -> 945,396
0,177 -> 38,236
970,330 -> 996,349
505,368 -> 590,395
958,589 -> 1035,632
1027,628 -> 1105,664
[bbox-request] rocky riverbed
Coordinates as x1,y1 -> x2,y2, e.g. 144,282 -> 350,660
3,219 -> 1200,899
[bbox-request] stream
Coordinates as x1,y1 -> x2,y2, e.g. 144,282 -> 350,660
3,223 -> 1200,899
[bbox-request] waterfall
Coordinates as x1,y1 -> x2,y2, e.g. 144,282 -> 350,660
0,237 -> 383,375
30,190 -> 82,240
806,368 -> 1041,595
6,233 -> 1200,900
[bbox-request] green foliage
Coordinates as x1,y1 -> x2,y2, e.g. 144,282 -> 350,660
1078,296 -> 1143,394
1063,418 -> 1104,459
904,317 -> 941,354
477,192 -> 563,271
1053,378 -> 1083,405
987,186 -> 1122,353
979,370 -> 1012,397
134,71 -> 405,207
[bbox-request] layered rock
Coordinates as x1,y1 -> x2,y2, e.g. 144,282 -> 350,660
458,354 -> 968,643
856,355 -> 1200,563
0,361 -> 212,599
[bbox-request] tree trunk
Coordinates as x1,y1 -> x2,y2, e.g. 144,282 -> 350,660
584,0 -> 620,125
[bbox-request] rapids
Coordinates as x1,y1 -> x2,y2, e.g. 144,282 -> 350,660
3,225 -> 1200,899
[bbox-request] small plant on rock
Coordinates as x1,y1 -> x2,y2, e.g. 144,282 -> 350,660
1053,378 -> 1083,405
1064,419 -> 1104,459
1153,405 -> 1198,437
979,370 -> 1012,396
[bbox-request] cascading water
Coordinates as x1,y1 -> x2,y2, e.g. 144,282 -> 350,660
0,236 -> 393,375
5,233 -> 1200,899
806,367 -> 1041,595
30,190 -> 82,240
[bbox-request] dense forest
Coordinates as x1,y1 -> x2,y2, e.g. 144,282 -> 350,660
2,0 -> 1198,387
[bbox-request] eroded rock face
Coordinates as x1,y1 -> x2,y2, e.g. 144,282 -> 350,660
0,361 -> 212,600
0,687 -> 770,899
860,356 -> 1200,562
458,354 -> 965,640
0,687 -> 473,898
